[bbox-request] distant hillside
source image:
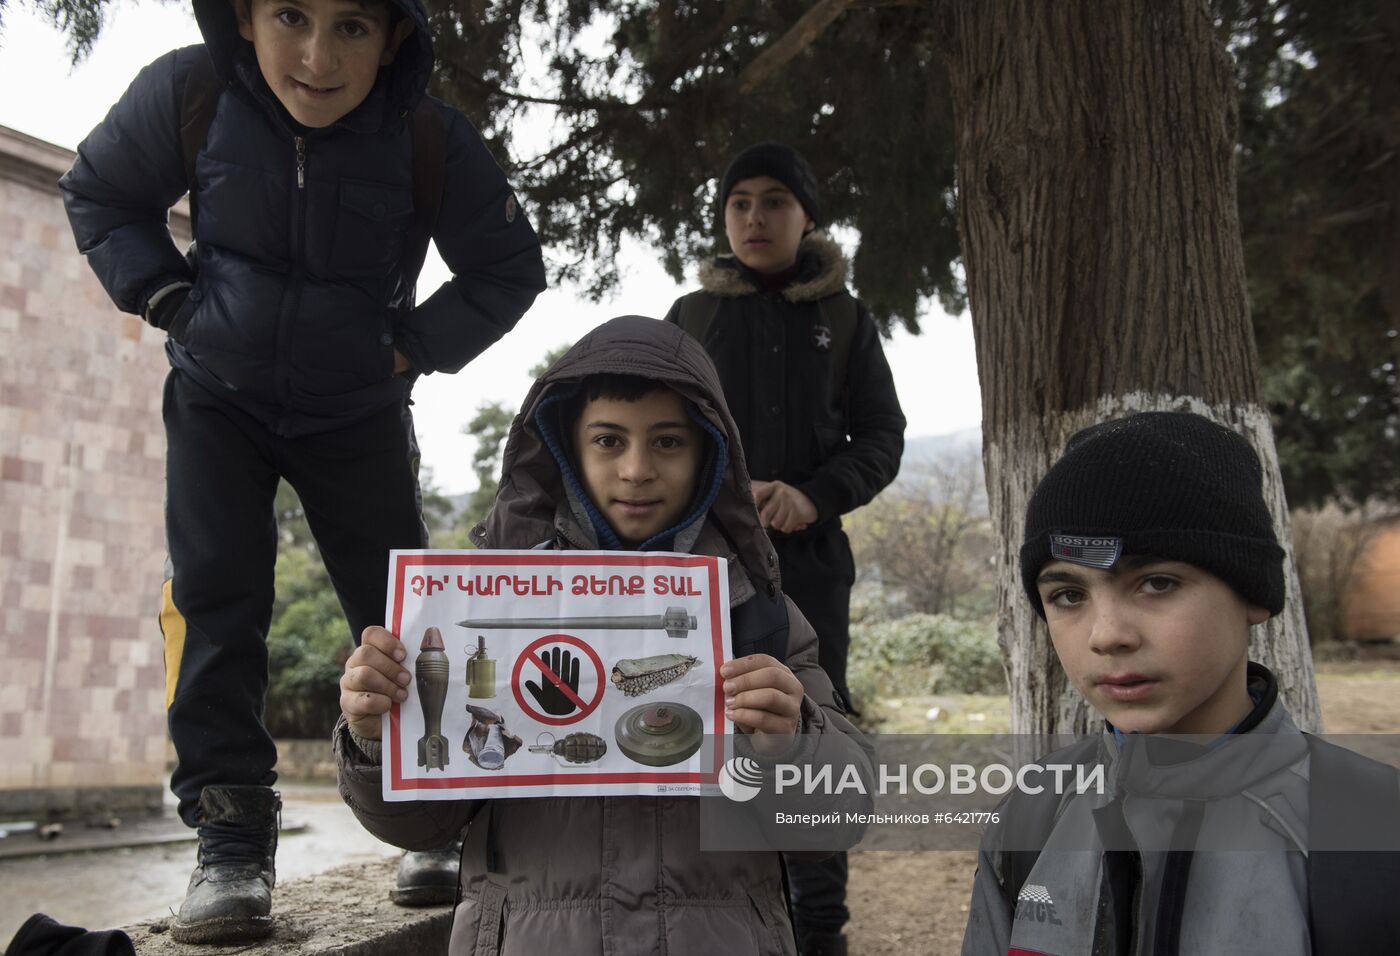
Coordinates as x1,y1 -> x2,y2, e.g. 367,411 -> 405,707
902,427 -> 982,467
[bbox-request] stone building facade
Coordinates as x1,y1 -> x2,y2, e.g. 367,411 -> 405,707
0,125 -> 188,817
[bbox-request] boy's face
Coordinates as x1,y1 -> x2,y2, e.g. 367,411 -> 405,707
1036,557 -> 1270,735
723,175 -> 814,275
572,388 -> 704,547
236,0 -> 414,129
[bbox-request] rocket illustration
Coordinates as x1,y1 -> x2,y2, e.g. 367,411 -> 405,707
415,627 -> 450,771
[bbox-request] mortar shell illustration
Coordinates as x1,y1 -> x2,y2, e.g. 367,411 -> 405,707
458,607 -> 697,639
610,654 -> 701,697
614,702 -> 704,767
464,635 -> 496,699
528,732 -> 608,765
415,627 -> 450,771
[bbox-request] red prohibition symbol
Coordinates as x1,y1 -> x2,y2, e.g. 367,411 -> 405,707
512,633 -> 607,726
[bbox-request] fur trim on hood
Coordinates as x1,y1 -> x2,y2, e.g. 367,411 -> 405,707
470,316 -> 781,605
697,233 -> 849,303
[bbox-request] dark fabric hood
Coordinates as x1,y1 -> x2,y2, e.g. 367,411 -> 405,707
472,316 -> 783,599
192,0 -> 436,129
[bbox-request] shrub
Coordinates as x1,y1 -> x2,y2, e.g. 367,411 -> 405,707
846,613 -> 1004,707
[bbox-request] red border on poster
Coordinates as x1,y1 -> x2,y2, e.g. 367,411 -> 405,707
386,551 -> 726,792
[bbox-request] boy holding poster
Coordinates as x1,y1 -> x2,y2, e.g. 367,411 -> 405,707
335,315 -> 870,953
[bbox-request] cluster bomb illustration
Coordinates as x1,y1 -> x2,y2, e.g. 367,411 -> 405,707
611,654 -> 702,697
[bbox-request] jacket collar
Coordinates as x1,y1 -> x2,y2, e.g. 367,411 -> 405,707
699,232 -> 850,303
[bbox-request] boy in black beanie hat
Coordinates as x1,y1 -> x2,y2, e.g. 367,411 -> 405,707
666,145 -> 906,956
960,410 -> 1400,956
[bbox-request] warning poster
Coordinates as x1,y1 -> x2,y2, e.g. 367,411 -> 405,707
381,550 -> 731,801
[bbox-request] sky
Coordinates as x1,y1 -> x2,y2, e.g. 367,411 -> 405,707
0,0 -> 982,495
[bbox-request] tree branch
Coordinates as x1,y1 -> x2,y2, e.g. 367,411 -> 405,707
737,0 -> 858,95
463,74 -> 643,112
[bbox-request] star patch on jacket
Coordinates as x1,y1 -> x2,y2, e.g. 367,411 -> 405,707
812,324 -> 833,351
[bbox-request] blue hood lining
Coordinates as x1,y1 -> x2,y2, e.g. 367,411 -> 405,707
532,385 -> 728,552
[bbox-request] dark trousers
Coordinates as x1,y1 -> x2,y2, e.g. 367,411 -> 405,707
161,370 -> 426,825
773,526 -> 854,938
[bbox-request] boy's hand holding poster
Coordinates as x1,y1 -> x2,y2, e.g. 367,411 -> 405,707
382,550 -> 731,801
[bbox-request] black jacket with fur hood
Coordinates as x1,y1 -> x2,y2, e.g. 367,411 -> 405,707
664,233 -> 905,526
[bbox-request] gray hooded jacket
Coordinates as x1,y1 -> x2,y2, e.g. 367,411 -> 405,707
963,667 -> 1331,955
336,317 -> 872,956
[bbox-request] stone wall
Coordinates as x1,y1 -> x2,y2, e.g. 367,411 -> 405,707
0,125 -> 189,817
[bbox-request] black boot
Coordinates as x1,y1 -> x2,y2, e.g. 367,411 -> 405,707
390,838 -> 462,906
171,785 -> 280,944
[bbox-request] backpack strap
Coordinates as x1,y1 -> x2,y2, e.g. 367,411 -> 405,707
403,98 -> 446,300
1304,733 -> 1400,955
995,737 -> 1100,909
178,48 -> 222,233
813,292 -> 860,400
673,291 -> 723,344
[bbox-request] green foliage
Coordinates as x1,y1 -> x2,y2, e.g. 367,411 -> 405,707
422,0 -> 963,332
464,400 -> 514,527
11,0 -> 118,60
265,544 -> 348,738
461,342 -> 572,529
1217,0 -> 1399,505
27,0 -> 1394,502
264,468 -> 464,737
846,613 -> 1004,709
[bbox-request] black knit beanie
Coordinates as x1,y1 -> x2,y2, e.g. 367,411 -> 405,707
717,143 -> 821,230
1020,411 -> 1286,619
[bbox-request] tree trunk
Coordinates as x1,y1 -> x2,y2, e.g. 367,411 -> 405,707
940,0 -> 1321,737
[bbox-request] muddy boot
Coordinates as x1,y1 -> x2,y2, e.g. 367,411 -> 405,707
390,838 -> 462,906
170,785 -> 280,944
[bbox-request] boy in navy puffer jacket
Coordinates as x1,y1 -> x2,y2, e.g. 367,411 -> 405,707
59,0 -> 545,942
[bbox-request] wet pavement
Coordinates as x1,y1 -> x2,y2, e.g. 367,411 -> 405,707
0,781 -> 400,945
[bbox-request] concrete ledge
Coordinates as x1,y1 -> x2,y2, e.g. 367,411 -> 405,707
125,859 -> 452,955
0,786 -> 164,822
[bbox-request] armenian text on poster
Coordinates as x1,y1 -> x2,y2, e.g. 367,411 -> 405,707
381,550 -> 731,801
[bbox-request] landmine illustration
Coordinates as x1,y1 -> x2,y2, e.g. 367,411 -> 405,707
614,702 -> 704,767
463,704 -> 522,771
464,635 -> 496,699
414,627 -> 450,771
458,607 -> 699,639
528,732 -> 609,766
611,654 -> 701,697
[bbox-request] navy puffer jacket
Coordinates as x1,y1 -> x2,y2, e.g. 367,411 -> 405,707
60,0 -> 546,435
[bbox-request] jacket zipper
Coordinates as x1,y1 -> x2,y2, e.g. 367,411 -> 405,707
275,135 -> 308,412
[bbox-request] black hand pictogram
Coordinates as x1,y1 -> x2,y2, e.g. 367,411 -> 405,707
524,646 -> 582,715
